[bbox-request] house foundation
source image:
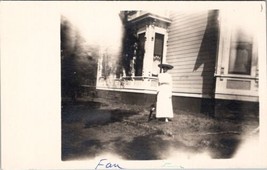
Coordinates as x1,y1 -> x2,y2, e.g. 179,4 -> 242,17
96,89 -> 259,119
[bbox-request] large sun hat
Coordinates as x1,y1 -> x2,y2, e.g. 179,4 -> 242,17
158,62 -> 174,70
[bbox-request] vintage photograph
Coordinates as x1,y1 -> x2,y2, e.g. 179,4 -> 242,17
61,7 -> 261,161
1,1 -> 266,169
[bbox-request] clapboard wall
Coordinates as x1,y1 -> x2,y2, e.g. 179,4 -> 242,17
166,10 -> 219,98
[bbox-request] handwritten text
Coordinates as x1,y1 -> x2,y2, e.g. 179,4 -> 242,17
95,159 -> 123,170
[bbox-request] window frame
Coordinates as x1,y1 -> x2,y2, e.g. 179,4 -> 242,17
217,11 -> 258,79
151,27 -> 168,75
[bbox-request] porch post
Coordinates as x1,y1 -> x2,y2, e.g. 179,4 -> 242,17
142,24 -> 154,78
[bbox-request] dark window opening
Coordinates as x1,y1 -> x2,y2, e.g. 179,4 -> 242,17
154,33 -> 164,57
135,33 -> 145,76
228,42 -> 252,75
101,54 -> 111,79
153,33 -> 164,75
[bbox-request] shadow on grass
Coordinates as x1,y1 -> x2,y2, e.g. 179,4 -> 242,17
115,133 -> 171,160
84,109 -> 138,128
62,100 -> 103,109
63,133 -> 172,160
61,101 -> 172,160
62,100 -> 253,160
62,101 -> 143,160
208,135 -> 241,158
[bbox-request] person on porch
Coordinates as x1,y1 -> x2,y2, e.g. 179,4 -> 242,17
156,63 -> 174,122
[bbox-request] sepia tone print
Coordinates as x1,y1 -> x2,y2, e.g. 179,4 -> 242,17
61,9 -> 260,161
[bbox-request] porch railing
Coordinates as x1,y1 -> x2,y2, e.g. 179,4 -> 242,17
97,76 -> 158,91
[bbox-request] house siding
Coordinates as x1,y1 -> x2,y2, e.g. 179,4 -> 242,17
94,10 -> 260,116
166,10 -> 219,97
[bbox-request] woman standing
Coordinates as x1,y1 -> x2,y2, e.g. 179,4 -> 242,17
156,63 -> 174,122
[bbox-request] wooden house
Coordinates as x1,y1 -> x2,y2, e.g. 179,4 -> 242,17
96,10 -> 261,116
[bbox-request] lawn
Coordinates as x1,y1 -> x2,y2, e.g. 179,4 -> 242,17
62,97 -> 259,160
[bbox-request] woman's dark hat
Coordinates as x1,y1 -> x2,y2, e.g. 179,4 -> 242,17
158,63 -> 174,70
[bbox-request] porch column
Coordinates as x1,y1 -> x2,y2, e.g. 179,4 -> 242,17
142,24 -> 154,77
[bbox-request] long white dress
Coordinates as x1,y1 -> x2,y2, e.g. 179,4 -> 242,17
156,72 -> 173,118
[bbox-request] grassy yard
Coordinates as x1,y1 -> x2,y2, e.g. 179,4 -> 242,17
62,97 -> 259,160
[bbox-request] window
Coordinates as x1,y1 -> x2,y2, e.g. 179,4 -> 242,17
228,28 -> 253,75
154,33 -> 164,57
135,33 -> 145,76
228,42 -> 252,75
101,54 -> 111,78
152,33 -> 164,76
